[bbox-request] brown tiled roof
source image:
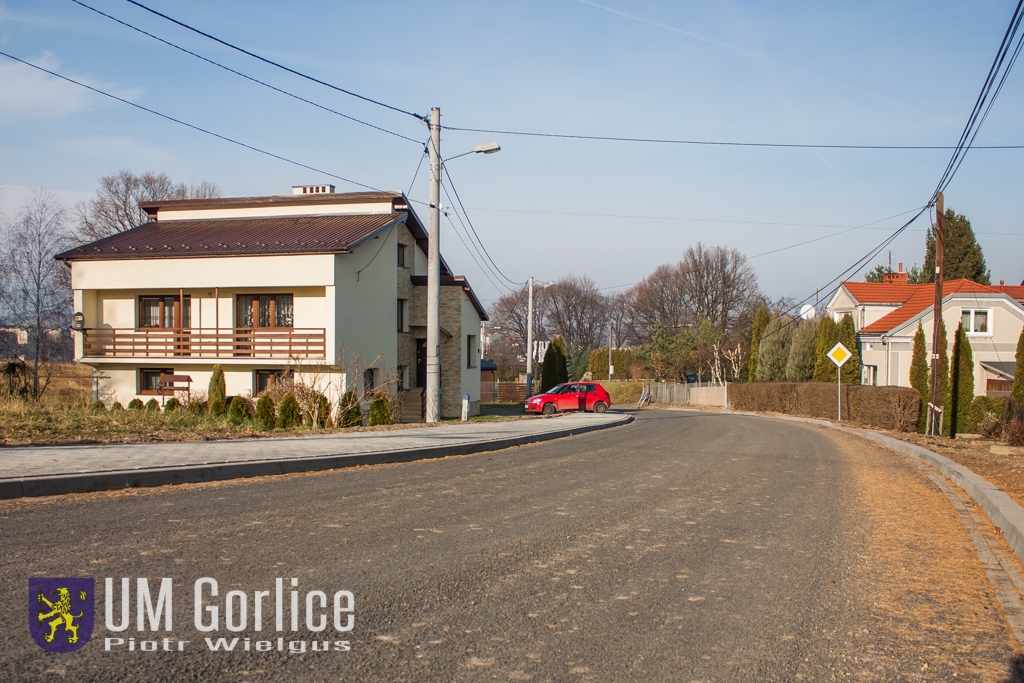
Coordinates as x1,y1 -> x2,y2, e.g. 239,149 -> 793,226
860,279 -> 1012,334
411,275 -> 489,321
55,213 -> 405,260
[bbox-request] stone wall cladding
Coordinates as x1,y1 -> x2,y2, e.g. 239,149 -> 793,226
440,286 -> 464,418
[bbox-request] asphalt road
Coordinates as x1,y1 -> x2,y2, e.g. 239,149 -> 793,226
1,410 -> 1019,682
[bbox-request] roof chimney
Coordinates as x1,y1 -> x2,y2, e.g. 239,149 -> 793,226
292,184 -> 335,195
883,263 -> 909,284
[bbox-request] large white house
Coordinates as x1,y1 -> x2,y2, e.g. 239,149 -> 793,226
56,186 -> 488,418
825,267 -> 1024,395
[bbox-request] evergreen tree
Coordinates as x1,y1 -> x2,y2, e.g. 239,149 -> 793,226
255,395 -> 276,430
208,365 -> 226,405
208,398 -> 226,418
336,391 -> 363,428
936,318 -> 951,435
950,323 -> 975,435
909,323 -> 930,433
1014,328 -> 1024,404
227,396 -> 248,423
812,317 -> 839,382
785,319 -> 819,382
368,391 -> 393,426
145,398 -> 160,413
541,337 -> 568,392
163,397 -> 181,412
566,343 -> 591,382
921,209 -> 990,284
305,394 -> 331,429
277,394 -> 301,429
755,317 -> 793,382
836,314 -> 861,384
747,307 -> 771,381
127,398 -> 144,410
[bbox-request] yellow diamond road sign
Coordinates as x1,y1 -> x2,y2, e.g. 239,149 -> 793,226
828,342 -> 852,367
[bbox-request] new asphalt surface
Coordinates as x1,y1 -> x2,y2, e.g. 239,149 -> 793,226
1,410 -> 1020,682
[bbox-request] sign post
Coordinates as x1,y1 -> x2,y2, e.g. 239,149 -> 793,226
827,342 -> 852,421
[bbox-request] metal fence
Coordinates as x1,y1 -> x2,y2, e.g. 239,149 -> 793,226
646,382 -> 728,407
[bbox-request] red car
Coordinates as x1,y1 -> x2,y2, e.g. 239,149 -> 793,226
526,382 -> 611,415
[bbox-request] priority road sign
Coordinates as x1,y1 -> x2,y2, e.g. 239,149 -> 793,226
827,342 -> 852,368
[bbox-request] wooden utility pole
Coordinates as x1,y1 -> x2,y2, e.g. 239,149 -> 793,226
927,193 -> 945,435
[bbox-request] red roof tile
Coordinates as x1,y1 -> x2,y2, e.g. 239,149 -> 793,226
860,279 -> 1006,334
841,281 -> 923,305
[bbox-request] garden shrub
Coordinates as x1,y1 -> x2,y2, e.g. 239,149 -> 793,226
227,396 -> 249,423
144,399 -> 160,413
127,398 -> 144,411
185,401 -> 204,417
368,391 -> 393,426
305,393 -> 331,429
110,401 -> 124,411
255,395 -> 276,430
729,382 -> 920,431
90,400 -> 106,413
209,398 -> 227,418
163,397 -> 181,412
277,394 -> 301,429
209,365 -> 226,405
964,396 -> 1005,436
336,391 -> 363,428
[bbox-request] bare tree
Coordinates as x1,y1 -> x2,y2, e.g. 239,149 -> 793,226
75,170 -> 222,241
679,243 -> 761,337
545,275 -> 608,350
628,262 -> 691,344
2,191 -> 74,399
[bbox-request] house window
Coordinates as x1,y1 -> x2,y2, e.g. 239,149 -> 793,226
255,369 -> 292,394
140,296 -> 190,328
237,294 -> 294,329
397,244 -> 407,267
467,335 -> 477,368
863,365 -> 878,386
397,299 -> 406,332
961,309 -> 990,335
140,368 -> 174,394
363,368 -> 375,395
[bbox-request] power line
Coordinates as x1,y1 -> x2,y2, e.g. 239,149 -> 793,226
123,0 -> 425,121
69,0 -> 422,144
443,211 -> 509,294
0,50 -> 384,192
443,125 -> 1024,151
747,207 -> 926,259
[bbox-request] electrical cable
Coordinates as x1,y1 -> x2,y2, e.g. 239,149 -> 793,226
0,50 -> 385,192
441,183 -> 514,293
123,0 -> 425,121
406,144 -> 428,197
443,212 -> 509,294
443,125 -> 1024,151
69,0 -> 422,143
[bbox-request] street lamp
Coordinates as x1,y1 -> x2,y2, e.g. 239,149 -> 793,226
525,278 -> 554,399
425,106 -> 501,423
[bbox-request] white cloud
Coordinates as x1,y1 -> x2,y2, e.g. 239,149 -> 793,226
0,51 -> 143,120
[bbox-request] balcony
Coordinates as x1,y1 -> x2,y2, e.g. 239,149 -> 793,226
82,328 -> 326,359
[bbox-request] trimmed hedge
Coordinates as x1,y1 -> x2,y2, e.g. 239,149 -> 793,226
729,382 -> 920,431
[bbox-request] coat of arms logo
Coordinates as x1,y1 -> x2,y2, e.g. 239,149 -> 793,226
29,578 -> 94,653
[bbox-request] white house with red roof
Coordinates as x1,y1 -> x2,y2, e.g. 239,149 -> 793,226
56,185 -> 488,418
825,265 -> 1024,395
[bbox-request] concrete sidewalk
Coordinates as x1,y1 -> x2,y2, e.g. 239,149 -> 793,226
0,412 -> 632,499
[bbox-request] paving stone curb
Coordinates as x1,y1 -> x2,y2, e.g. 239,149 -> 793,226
726,410 -> 1024,569
0,414 -> 633,500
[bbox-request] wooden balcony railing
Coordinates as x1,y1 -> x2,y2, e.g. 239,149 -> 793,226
82,328 -> 326,359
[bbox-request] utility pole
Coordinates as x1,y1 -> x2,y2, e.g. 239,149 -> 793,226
525,277 -> 535,399
608,321 -> 613,380
927,192 -> 945,436
426,107 -> 441,423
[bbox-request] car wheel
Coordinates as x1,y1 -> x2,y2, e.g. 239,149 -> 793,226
541,402 -> 556,415
593,402 -> 608,413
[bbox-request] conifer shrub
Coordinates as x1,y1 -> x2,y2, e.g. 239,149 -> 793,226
127,398 -> 144,411
144,399 -> 160,413
909,323 -> 930,433
811,316 -> 839,382
747,306 -> 771,382
541,337 -> 568,392
755,317 -> 793,382
110,401 -> 124,411
186,401 -> 203,417
305,393 -> 331,429
208,365 -> 226,406
277,394 -> 301,429
965,396 -> 1005,436
227,396 -> 248,423
336,391 -> 362,428
208,397 -> 227,418
368,391 -> 393,426
163,397 -> 181,412
1014,328 -> 1024,404
785,320 -> 818,382
836,314 -> 861,384
255,395 -> 276,430
90,400 -> 106,413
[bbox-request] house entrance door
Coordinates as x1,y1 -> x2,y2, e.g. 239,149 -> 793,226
415,339 -> 427,388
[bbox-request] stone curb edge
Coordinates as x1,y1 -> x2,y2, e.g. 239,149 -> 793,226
0,414 -> 634,500
726,409 -> 1024,568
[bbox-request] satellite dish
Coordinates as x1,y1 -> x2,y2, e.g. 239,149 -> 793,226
800,304 -> 816,320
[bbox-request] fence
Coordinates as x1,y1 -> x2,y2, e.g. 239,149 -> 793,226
480,381 -> 528,403
645,382 -> 729,408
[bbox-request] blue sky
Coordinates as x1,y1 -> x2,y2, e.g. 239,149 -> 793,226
1,0 -> 1021,305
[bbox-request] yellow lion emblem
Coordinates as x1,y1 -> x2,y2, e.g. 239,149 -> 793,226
37,587 -> 84,644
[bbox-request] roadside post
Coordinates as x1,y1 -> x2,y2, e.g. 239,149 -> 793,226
462,394 -> 470,422
827,342 -> 852,421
